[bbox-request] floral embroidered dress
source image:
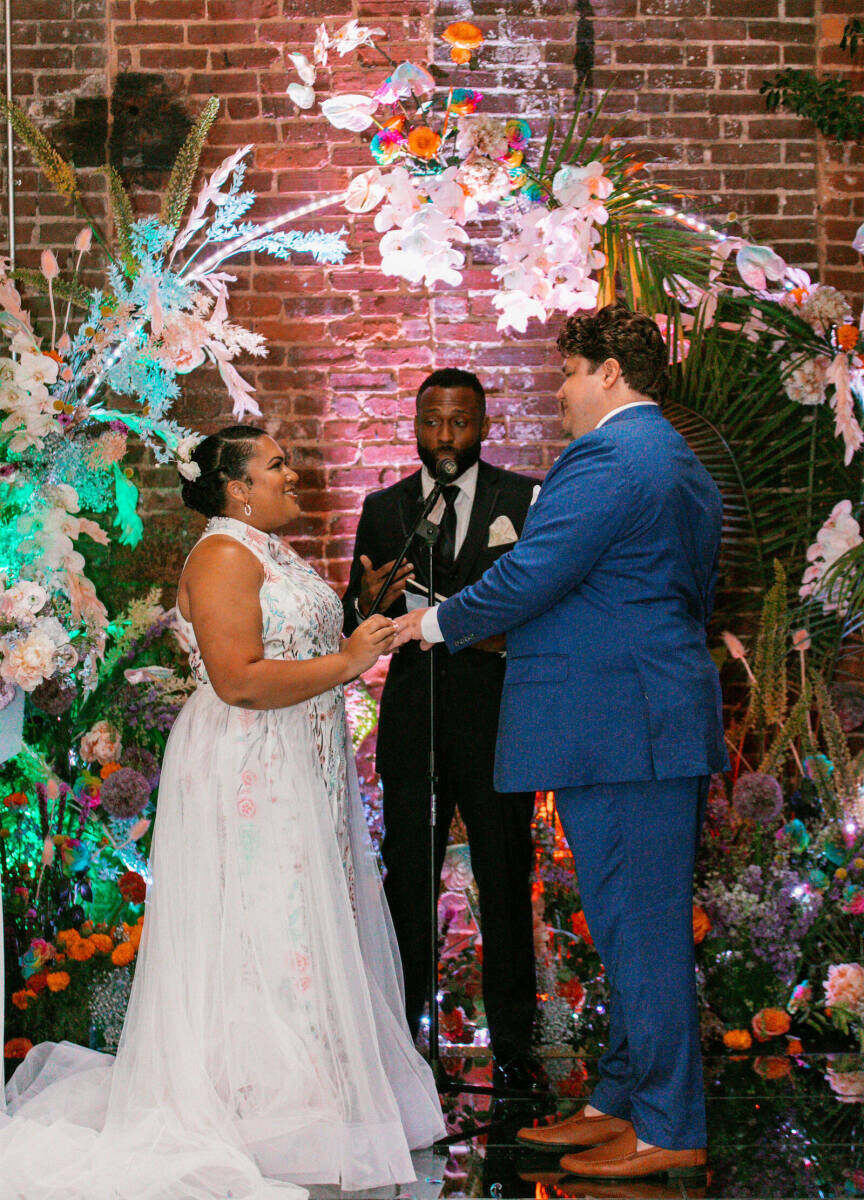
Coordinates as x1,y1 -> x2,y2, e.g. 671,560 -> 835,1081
0,516 -> 444,1199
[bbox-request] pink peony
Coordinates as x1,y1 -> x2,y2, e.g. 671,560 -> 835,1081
79,720 -> 122,765
0,631 -> 56,691
824,962 -> 864,1014
827,1067 -> 864,1103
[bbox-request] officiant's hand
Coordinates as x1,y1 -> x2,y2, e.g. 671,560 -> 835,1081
342,614 -> 398,678
357,555 -> 414,616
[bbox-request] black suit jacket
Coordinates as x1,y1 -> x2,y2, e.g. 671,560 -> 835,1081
342,460 -> 538,778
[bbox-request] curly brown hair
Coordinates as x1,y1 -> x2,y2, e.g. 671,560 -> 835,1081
556,302 -> 669,405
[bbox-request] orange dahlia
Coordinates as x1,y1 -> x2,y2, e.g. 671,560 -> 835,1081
407,126 -> 441,160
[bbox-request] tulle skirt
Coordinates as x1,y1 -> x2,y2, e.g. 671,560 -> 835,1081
0,684 -> 444,1198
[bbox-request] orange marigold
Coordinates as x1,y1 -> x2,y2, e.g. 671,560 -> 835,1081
4,1037 -> 33,1059
89,933 -> 114,955
3,791 -> 28,808
46,970 -> 71,992
56,928 -> 81,949
100,762 -> 123,780
723,1028 -> 752,1051
786,1037 -> 804,1056
12,989 -> 36,1011
837,323 -> 859,352
753,1055 -> 792,1080
68,938 -> 96,962
27,970 -> 48,994
407,126 -> 441,160
751,1007 -> 791,1041
111,942 -> 136,967
692,905 -> 712,944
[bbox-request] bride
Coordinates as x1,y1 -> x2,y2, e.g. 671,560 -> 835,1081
0,424 -> 444,1198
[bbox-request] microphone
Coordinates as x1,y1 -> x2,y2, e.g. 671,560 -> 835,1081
435,457 -> 458,482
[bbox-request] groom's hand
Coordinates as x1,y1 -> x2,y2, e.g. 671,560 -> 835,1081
391,607 -> 429,650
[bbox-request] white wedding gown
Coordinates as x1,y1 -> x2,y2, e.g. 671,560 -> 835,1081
0,515 -> 444,1198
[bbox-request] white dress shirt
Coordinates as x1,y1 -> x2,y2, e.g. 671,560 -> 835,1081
418,402 -> 659,644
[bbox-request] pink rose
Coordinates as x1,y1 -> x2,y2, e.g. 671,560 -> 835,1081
79,720 -> 122,765
824,962 -> 864,1014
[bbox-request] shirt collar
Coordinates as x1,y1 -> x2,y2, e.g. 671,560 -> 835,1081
420,459 -> 479,501
594,401 -> 659,430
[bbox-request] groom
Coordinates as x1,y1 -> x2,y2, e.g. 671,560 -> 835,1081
394,303 -> 728,1179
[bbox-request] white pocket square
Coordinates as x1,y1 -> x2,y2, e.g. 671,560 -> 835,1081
488,515 -> 519,547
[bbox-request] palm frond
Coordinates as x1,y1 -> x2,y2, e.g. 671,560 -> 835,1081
159,96 -> 220,232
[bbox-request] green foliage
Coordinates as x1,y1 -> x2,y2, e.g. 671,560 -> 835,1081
10,269 -> 90,309
761,20 -> 864,145
159,96 -> 220,231
100,165 -> 138,277
748,562 -> 790,729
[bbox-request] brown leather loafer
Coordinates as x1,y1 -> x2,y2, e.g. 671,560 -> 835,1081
560,1126 -> 707,1179
516,1107 -> 633,1151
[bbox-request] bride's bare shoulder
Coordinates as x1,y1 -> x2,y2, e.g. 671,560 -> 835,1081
178,536 -> 265,611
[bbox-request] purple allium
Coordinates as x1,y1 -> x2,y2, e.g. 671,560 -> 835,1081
830,684 -> 864,732
732,772 -> 784,823
121,745 -> 160,788
30,676 -> 77,716
100,767 -> 150,818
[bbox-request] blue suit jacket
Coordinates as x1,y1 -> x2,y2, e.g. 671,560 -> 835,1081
437,406 -> 730,792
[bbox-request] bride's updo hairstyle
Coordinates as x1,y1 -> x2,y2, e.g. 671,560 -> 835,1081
180,425 -> 268,518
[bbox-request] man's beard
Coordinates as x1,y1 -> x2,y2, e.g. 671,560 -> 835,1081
416,438 -> 482,479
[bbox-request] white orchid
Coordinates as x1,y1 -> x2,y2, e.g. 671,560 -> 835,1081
312,23 -> 329,66
329,19 -> 385,56
800,500 -> 863,614
379,208 -> 469,288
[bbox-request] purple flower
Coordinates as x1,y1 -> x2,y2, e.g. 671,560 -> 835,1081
732,772 -> 784,823
100,768 -> 150,818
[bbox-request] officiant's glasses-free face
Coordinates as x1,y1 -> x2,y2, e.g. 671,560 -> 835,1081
414,386 -> 491,478
226,436 -> 300,530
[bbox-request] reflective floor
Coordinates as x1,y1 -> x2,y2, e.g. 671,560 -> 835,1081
393,1051 -> 864,1200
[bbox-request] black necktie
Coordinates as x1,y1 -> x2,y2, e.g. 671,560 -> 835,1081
433,485 -> 459,572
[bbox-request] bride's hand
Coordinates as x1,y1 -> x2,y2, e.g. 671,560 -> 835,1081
341,614 -> 398,679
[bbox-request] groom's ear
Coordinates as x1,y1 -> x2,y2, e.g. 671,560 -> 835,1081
599,358 -> 622,389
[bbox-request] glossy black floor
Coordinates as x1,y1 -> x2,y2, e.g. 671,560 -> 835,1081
377,1051 -> 864,1200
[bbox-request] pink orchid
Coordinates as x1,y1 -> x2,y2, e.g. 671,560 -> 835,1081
826,352 -> 864,465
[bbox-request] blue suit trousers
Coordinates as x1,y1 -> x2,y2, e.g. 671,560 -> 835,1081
555,776 -> 709,1150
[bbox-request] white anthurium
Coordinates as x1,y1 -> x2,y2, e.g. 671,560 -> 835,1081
344,169 -> 387,214
736,243 -> 786,291
330,19 -> 385,56
320,93 -> 378,132
288,52 -> 316,86
287,83 -> 316,111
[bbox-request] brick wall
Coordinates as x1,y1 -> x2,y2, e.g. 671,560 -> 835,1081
1,0 -> 862,589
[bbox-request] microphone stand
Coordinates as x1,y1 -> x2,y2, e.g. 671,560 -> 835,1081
365,467 -> 543,1108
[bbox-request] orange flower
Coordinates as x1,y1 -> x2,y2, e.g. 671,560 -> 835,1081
100,762 -> 122,780
407,126 -> 441,160
4,1037 -> 33,1059
751,1007 -> 791,1041
786,1037 -> 804,1055
837,323 -> 859,352
89,933 -> 114,955
692,905 -> 712,944
753,1055 -> 792,1079
12,989 -> 36,1010
46,970 -> 71,992
723,1028 -> 752,1051
56,928 -> 81,949
449,46 -> 473,64
3,791 -> 28,809
27,970 -> 48,995
441,22 -> 482,56
68,938 -> 96,962
111,942 -> 136,967
570,910 -> 594,945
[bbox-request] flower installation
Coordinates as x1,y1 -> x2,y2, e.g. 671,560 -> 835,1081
2,19 -> 864,1098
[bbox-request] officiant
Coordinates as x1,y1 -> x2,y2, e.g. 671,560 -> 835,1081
342,368 -> 540,1089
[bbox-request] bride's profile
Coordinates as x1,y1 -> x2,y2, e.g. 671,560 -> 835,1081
0,424 -> 444,1198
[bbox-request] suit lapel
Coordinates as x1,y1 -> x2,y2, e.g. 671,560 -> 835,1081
452,462 -> 500,591
396,470 -> 423,541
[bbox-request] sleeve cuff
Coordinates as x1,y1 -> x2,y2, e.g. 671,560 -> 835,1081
420,605 -> 444,644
